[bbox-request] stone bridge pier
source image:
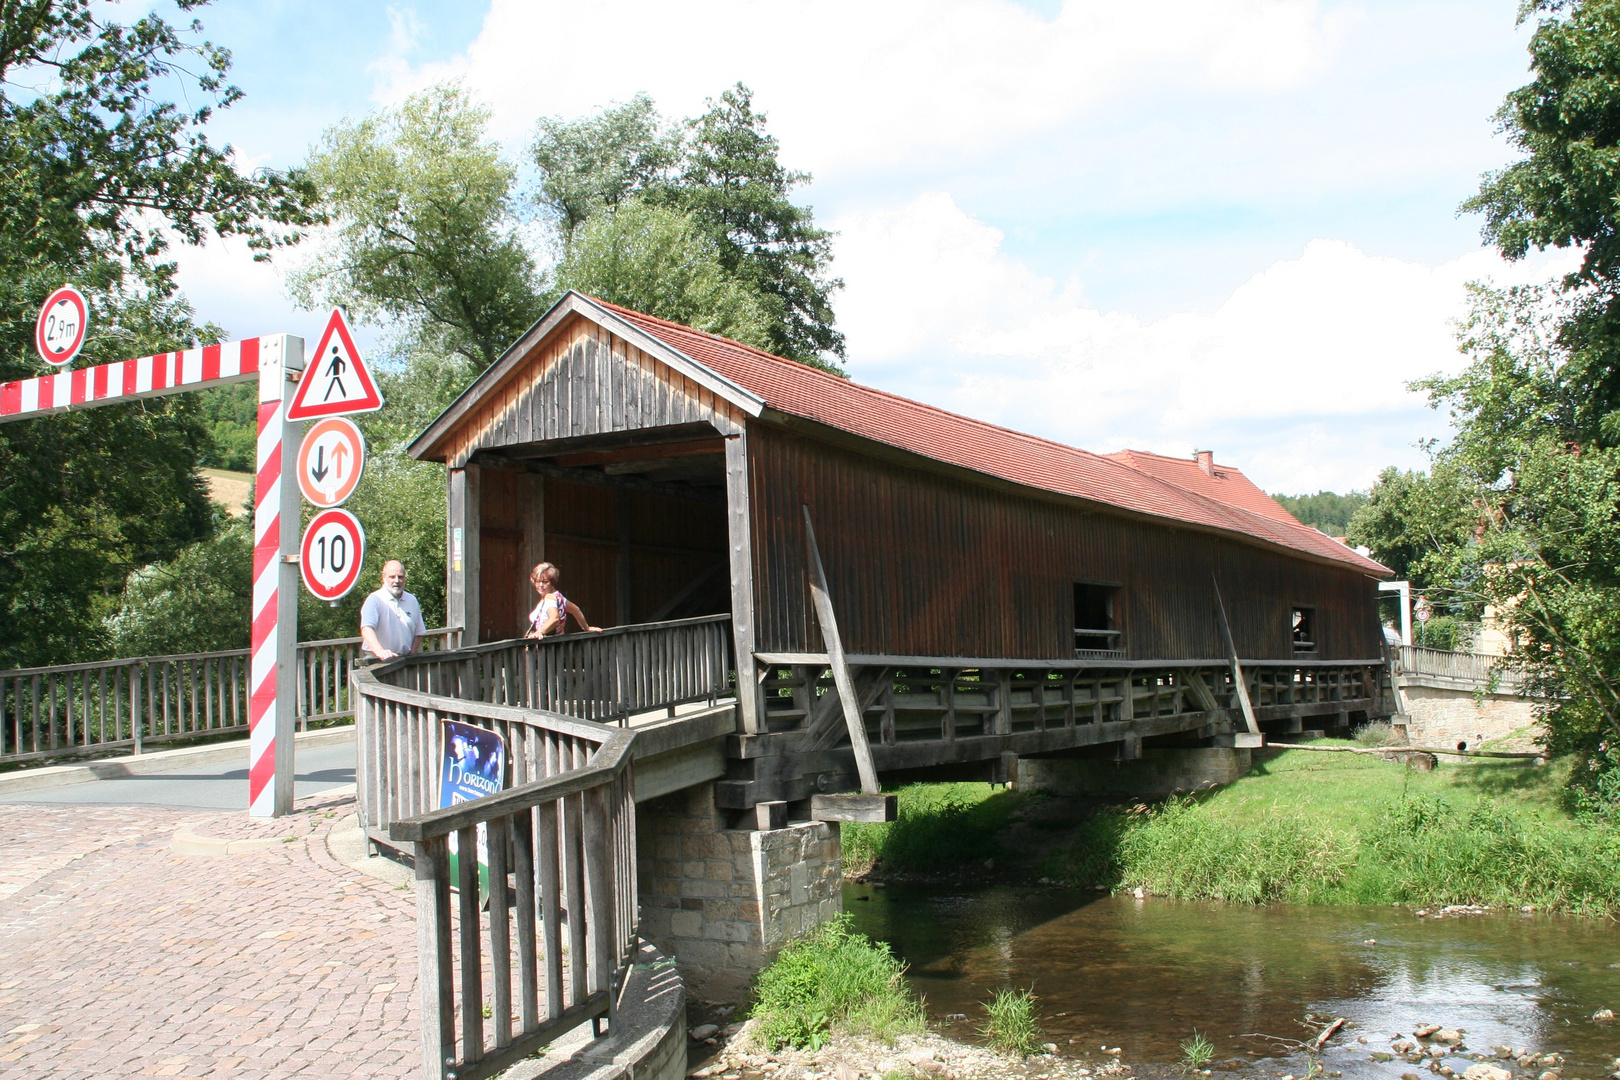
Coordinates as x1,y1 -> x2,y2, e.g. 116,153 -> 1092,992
636,783 -> 843,1001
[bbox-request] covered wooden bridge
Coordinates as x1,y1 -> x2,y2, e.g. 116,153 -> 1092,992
402,291 -> 1394,815
353,293 -> 1396,1072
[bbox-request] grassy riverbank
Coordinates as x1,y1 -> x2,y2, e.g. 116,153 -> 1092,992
843,744 -> 1620,916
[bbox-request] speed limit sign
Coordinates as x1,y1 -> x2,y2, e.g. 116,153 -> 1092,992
300,508 -> 366,602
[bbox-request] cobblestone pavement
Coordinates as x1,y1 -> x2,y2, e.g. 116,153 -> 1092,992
0,791 -> 421,1079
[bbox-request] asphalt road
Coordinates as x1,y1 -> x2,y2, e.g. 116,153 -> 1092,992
4,740 -> 357,810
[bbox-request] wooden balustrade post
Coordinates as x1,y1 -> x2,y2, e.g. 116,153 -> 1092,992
129,664 -> 142,755
415,837 -> 454,1080
457,824 -> 484,1066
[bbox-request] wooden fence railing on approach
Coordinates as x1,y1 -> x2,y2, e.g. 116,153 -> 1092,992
0,628 -> 462,766
357,663 -> 638,1080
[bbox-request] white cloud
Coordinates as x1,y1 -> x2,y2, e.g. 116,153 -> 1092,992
381,0 -> 1336,173
833,193 -> 1579,493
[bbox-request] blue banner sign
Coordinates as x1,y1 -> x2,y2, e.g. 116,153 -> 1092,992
440,720 -> 506,896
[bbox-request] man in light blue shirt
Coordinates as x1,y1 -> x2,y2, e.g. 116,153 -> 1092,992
360,560 -> 426,661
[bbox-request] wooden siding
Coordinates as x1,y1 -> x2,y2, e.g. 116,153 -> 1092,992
441,315 -> 746,467
748,425 -> 1382,662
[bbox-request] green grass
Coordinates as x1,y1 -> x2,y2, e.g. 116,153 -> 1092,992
843,782 -> 1021,876
842,747 -> 1620,916
750,914 -> 925,1052
1178,1030 -> 1215,1074
1056,745 -> 1620,914
978,987 -> 1042,1056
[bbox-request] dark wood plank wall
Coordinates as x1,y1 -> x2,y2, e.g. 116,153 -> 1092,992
748,425 -> 1382,661
479,468 -> 533,641
506,478 -> 727,634
442,315 -> 745,468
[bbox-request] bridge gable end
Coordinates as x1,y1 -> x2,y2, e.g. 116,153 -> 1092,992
416,299 -> 753,468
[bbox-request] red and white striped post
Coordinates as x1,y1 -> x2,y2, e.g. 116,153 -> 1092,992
1,328 -> 310,816
250,334 -> 305,817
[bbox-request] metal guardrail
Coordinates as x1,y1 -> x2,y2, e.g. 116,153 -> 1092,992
0,628 -> 462,766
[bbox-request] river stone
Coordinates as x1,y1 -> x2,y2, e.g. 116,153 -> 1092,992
1403,1073 -> 1423,1080
1435,1030 -> 1463,1045
1539,1071 -> 1561,1080
692,1025 -> 719,1041
1463,1065 -> 1512,1080
1430,1047 -> 1449,1059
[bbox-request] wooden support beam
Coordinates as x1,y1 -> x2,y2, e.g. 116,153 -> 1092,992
811,793 -> 897,823
725,434 -> 762,734
1212,575 -> 1261,735
804,666 -> 891,751
802,506 -> 881,795
1185,670 -> 1222,713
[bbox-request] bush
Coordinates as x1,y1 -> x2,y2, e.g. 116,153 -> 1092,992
1354,721 -> 1395,747
978,987 -> 1041,1056
750,915 -> 924,1051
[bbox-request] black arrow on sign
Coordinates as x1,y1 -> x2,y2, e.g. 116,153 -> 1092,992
310,445 -> 330,483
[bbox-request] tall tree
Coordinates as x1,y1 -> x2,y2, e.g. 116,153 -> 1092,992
531,84 -> 845,371
674,85 -> 844,369
0,0 -> 313,667
553,198 -> 772,347
530,93 -> 679,245
1462,0 -> 1620,443
293,83 -> 542,370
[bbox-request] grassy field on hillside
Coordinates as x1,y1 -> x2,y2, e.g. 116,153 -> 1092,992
844,745 -> 1620,916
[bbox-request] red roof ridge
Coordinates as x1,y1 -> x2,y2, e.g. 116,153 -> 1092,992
581,294 -> 1388,576
592,296 -> 1165,474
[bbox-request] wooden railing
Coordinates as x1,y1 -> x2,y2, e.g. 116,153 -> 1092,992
0,628 -> 461,766
756,655 -> 1385,741
381,615 -> 734,726
359,672 -> 638,1080
1395,645 -> 1517,689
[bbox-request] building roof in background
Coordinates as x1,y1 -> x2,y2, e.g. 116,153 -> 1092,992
1105,448 -> 1299,525
592,298 -> 1388,576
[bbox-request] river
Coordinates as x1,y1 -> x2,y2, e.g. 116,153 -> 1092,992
844,882 -> 1620,1079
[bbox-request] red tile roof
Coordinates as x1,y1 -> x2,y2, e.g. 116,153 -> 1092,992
1106,448 -> 1300,525
593,298 -> 1389,576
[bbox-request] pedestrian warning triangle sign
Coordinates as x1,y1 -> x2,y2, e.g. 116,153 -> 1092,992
287,309 -> 384,421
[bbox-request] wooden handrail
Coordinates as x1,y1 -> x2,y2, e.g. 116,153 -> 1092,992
1,628 -> 462,765
386,728 -> 633,842
356,667 -> 639,1080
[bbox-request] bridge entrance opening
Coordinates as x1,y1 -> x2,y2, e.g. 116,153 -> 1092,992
473,425 -> 731,642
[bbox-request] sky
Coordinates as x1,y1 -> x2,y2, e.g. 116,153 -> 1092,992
169,0 -> 1580,495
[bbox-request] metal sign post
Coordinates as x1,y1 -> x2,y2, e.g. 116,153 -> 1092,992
250,335 -> 305,817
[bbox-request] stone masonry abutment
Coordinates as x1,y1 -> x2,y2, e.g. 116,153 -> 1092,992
636,782 -> 843,1002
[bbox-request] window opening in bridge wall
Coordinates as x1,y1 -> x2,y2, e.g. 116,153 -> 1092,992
1073,582 -> 1124,657
1292,606 -> 1317,655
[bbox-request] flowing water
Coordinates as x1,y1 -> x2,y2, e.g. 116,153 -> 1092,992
845,882 -> 1620,1079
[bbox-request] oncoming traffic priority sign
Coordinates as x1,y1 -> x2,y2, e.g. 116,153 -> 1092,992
300,508 -> 366,602
296,416 -> 366,507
